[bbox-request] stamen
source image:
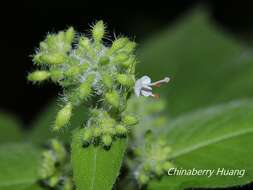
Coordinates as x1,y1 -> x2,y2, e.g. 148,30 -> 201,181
150,77 -> 170,87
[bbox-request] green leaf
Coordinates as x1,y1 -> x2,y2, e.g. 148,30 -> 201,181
0,112 -> 23,143
71,130 -> 128,190
0,143 -> 41,190
28,100 -> 88,144
138,9 -> 253,116
148,99 -> 253,190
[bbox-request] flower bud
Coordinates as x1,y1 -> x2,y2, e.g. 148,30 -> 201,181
102,135 -> 112,147
33,53 -> 43,64
121,56 -> 136,68
105,91 -> 120,108
79,36 -> 91,50
123,41 -> 136,53
108,37 -> 129,54
51,139 -> 66,163
115,125 -> 127,136
162,161 -> 173,170
79,75 -> 94,100
155,164 -> 163,176
113,53 -> 128,64
93,127 -> 102,138
41,53 -> 66,65
116,74 -> 135,87
101,73 -> 113,89
122,115 -> 138,126
82,128 -> 93,143
54,103 -> 72,131
63,178 -> 73,190
99,56 -> 110,65
99,116 -> 116,128
39,42 -> 48,51
48,175 -> 60,187
65,66 -> 81,77
92,20 -> 105,43
65,27 -> 75,44
40,151 -> 55,179
50,70 -> 63,82
138,174 -> 149,185
28,71 -> 50,82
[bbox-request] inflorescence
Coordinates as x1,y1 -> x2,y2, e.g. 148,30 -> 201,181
28,21 -> 139,148
126,97 -> 174,185
39,139 -> 73,190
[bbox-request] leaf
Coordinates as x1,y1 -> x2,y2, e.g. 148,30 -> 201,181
138,9 -> 253,116
28,100 -> 88,144
148,99 -> 253,190
0,112 -> 23,143
0,143 -> 41,190
71,130 -> 128,190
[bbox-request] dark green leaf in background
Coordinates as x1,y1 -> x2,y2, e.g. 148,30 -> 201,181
0,143 -> 41,190
138,9 -> 253,116
149,99 -> 253,190
0,112 -> 23,143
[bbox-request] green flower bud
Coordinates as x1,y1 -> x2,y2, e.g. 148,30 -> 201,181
116,74 -> 135,87
102,135 -> 112,147
41,53 -> 66,65
123,41 -> 136,53
113,53 -> 128,64
48,174 -> 60,187
79,36 -> 91,49
103,127 -> 116,135
51,139 -> 66,163
138,174 -> 149,185
99,117 -> 116,128
65,66 -> 81,77
65,27 -> 75,44
92,20 -> 105,43
101,73 -> 113,89
93,127 -> 102,138
108,37 -> 129,54
121,56 -> 136,68
63,178 -> 73,190
40,151 -> 55,179
28,71 -> 50,82
39,42 -> 48,51
155,164 -> 163,176
54,103 -> 72,131
162,161 -> 173,170
79,76 -> 94,100
82,128 -> 93,143
50,70 -> 63,82
33,53 -> 43,64
105,91 -> 120,108
57,31 -> 65,42
99,56 -> 110,65
115,124 -> 127,136
122,115 -> 138,126
79,63 -> 89,72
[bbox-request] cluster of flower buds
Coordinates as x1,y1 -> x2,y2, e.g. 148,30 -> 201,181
80,108 -> 138,147
28,21 -> 139,147
126,97 -> 173,185
39,139 -> 73,190
134,136 -> 173,185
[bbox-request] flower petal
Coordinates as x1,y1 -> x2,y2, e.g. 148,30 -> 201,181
140,76 -> 151,85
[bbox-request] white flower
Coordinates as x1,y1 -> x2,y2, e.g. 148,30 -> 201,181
134,75 -> 170,97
